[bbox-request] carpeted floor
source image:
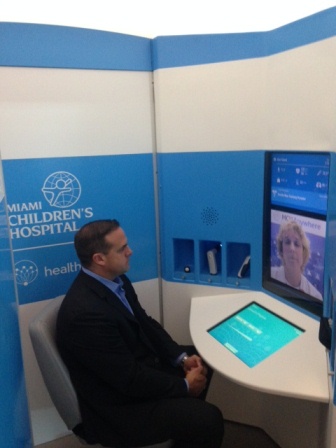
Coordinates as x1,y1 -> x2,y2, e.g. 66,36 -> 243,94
36,420 -> 281,448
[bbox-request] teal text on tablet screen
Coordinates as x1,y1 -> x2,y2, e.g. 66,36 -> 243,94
208,302 -> 304,368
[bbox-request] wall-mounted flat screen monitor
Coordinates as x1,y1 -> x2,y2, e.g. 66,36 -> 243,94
263,152 -> 330,316
208,302 -> 304,368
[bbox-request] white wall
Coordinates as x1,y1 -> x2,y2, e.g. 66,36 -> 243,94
0,67 -> 154,159
154,37 -> 336,155
2,1 -> 336,37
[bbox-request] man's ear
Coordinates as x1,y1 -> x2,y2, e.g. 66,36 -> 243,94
92,252 -> 105,266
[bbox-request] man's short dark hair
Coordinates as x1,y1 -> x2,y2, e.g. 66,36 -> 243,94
74,219 -> 120,267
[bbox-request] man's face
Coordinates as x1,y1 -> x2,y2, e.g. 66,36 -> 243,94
98,227 -> 133,279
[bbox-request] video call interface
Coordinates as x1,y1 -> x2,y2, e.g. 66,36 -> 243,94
267,152 -> 330,303
208,302 -> 304,368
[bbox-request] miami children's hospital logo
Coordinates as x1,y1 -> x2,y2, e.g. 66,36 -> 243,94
42,171 -> 81,208
7,171 -> 93,239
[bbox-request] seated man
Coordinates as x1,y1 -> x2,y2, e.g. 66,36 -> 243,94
56,219 -> 224,448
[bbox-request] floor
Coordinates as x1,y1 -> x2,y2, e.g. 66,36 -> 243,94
36,420 -> 281,448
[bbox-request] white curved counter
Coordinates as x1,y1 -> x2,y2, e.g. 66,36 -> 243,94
190,291 -> 329,403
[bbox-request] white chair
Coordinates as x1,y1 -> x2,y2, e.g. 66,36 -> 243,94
29,296 -> 173,448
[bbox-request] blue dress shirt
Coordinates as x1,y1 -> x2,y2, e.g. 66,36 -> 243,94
82,267 -> 133,314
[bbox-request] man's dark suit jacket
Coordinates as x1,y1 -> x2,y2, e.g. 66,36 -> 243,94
56,270 -> 188,445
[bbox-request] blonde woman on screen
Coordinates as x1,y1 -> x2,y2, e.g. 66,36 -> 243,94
271,220 -> 322,301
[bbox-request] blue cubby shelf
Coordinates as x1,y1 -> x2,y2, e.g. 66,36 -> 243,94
159,150 -> 265,291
